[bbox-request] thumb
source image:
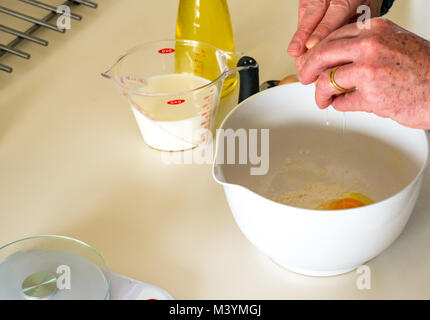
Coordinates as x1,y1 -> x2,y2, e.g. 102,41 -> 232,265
306,0 -> 361,49
288,0 -> 330,57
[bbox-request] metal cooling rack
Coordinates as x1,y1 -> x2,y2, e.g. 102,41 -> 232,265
0,0 -> 97,73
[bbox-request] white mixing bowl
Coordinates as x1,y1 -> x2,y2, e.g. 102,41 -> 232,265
213,83 -> 428,276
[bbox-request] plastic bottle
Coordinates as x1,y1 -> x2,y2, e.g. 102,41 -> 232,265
176,0 -> 237,97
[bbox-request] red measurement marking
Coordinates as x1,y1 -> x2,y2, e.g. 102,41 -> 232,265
201,111 -> 208,116
167,99 -> 185,105
200,121 -> 207,126
158,48 -> 175,54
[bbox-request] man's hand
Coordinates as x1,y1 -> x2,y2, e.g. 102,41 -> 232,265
296,18 -> 430,129
288,0 -> 383,57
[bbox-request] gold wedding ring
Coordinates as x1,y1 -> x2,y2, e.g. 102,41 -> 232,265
329,66 -> 356,94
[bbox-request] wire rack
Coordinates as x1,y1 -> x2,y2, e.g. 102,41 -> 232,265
0,0 -> 97,73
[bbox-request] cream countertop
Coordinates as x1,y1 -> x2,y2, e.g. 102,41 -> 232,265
0,0 -> 430,299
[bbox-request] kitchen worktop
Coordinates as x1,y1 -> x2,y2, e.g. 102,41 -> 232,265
1,0 -> 429,299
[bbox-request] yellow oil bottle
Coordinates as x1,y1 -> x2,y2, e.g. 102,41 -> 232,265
176,0 -> 237,97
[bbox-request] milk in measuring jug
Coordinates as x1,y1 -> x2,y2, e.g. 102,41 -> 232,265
129,73 -> 217,151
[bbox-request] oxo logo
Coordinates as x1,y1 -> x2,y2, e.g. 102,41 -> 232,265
158,48 -> 175,54
167,99 -> 185,105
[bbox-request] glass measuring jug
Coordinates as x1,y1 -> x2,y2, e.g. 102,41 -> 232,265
102,39 -> 256,152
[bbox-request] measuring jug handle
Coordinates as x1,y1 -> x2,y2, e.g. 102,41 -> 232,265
237,56 -> 260,103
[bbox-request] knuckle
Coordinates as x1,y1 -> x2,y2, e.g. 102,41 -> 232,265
360,35 -> 383,53
360,63 -> 378,81
329,0 -> 351,13
296,28 -> 312,38
371,17 -> 392,29
299,7 -> 307,17
309,52 -> 322,69
298,68 -> 314,85
295,59 -> 303,71
312,41 -> 330,59
315,93 -> 329,108
298,69 -> 309,84
315,71 -> 331,105
311,47 -> 324,60
309,0 -> 330,8
296,19 -> 315,35
298,73 -> 308,85
298,0 -> 307,11
314,22 -> 333,37
318,69 -> 331,87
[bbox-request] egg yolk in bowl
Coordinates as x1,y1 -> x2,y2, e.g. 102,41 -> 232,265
318,193 -> 374,210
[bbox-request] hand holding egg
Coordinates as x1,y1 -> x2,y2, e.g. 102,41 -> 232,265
296,18 -> 430,129
287,0 -> 384,56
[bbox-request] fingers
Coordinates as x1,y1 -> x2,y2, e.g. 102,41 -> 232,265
315,64 -> 358,109
298,0 -> 308,23
319,21 -> 360,43
332,91 -> 366,112
306,0 -> 361,48
296,22 -> 360,70
298,37 -> 361,84
288,0 -> 330,57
